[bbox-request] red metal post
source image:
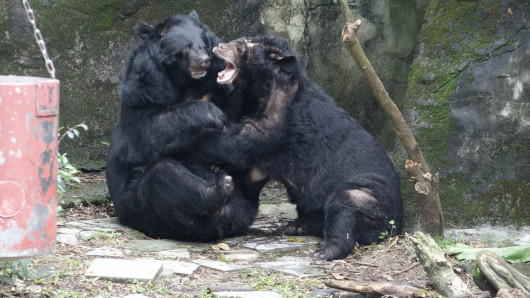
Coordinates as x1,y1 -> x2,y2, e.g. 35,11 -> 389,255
0,75 -> 59,259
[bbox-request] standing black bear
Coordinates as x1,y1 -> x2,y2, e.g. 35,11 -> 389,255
106,12 -> 264,241
194,35 -> 404,260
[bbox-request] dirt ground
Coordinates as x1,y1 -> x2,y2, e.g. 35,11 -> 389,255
1,175 -> 483,297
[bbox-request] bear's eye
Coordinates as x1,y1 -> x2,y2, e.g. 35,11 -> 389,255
181,47 -> 190,55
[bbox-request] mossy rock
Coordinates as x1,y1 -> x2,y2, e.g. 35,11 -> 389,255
400,0 -> 529,227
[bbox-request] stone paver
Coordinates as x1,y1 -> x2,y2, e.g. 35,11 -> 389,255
192,259 -> 252,272
84,258 -> 163,282
243,236 -> 320,254
86,246 -> 124,258
224,252 -> 260,262
66,217 -> 123,231
56,232 -> 80,245
161,260 -> 200,276
157,248 -> 191,259
172,240 -> 213,251
256,257 -> 323,278
79,217 -> 124,229
126,239 -> 180,252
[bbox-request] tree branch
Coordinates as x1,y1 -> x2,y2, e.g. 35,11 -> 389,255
338,0 -> 444,236
324,279 -> 441,297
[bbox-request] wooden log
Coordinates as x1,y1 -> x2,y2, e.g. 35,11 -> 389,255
477,250 -> 530,296
408,232 -> 472,297
324,279 -> 441,297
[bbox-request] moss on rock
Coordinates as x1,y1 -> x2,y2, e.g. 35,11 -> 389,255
401,0 -> 527,227
477,180 -> 530,228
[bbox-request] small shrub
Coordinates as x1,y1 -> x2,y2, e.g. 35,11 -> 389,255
57,123 -> 87,198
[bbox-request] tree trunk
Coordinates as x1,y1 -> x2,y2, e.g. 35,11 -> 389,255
338,0 -> 444,237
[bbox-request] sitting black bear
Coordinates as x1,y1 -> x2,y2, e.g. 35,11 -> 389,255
194,35 -> 404,260
106,12 -> 264,241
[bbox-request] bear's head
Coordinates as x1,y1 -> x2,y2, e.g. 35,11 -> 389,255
134,11 -> 219,80
213,35 -> 299,86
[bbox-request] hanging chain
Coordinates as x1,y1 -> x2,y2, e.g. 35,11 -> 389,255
22,0 -> 56,79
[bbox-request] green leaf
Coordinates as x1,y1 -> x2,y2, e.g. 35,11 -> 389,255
447,244 -> 530,263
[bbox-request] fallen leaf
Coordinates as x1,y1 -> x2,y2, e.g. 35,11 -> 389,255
287,237 -> 306,243
212,243 -> 230,251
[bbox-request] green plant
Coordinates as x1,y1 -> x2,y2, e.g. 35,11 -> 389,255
57,123 -> 88,198
1,259 -> 31,286
447,244 -> 530,263
198,289 -> 214,298
85,231 -> 122,244
379,219 -> 397,240
267,252 -> 278,260
238,268 -> 321,297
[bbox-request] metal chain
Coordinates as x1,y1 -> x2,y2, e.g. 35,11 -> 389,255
22,0 -> 56,79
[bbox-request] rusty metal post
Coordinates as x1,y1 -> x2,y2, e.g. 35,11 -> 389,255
0,75 -> 59,259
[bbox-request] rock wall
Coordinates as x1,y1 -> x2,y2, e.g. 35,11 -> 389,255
0,0 -> 425,169
402,0 -> 529,227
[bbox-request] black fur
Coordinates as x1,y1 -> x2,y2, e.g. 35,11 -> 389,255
194,35 -> 403,259
106,12 -> 263,241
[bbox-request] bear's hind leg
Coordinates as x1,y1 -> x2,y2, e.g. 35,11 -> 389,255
314,191 -> 356,260
314,188 -> 377,260
138,159 -> 233,234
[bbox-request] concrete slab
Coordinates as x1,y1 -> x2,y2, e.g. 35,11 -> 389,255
172,240 -> 213,251
256,258 -> 322,278
161,260 -> 199,276
69,217 -> 124,230
157,248 -> 191,259
225,252 -> 260,262
56,233 -> 79,245
84,258 -> 163,282
126,239 -> 179,252
86,246 -> 124,258
243,236 -> 320,254
193,259 -> 252,272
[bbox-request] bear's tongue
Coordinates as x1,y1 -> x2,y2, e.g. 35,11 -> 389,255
217,62 -> 236,84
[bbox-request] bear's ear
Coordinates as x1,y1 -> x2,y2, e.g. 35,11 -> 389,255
277,55 -> 298,74
189,10 -> 200,21
134,22 -> 154,40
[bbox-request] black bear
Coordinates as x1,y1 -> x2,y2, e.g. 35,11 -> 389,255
194,35 -> 404,260
106,12 -> 264,241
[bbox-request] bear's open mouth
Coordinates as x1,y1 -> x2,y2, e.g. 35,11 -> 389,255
217,62 -> 236,84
